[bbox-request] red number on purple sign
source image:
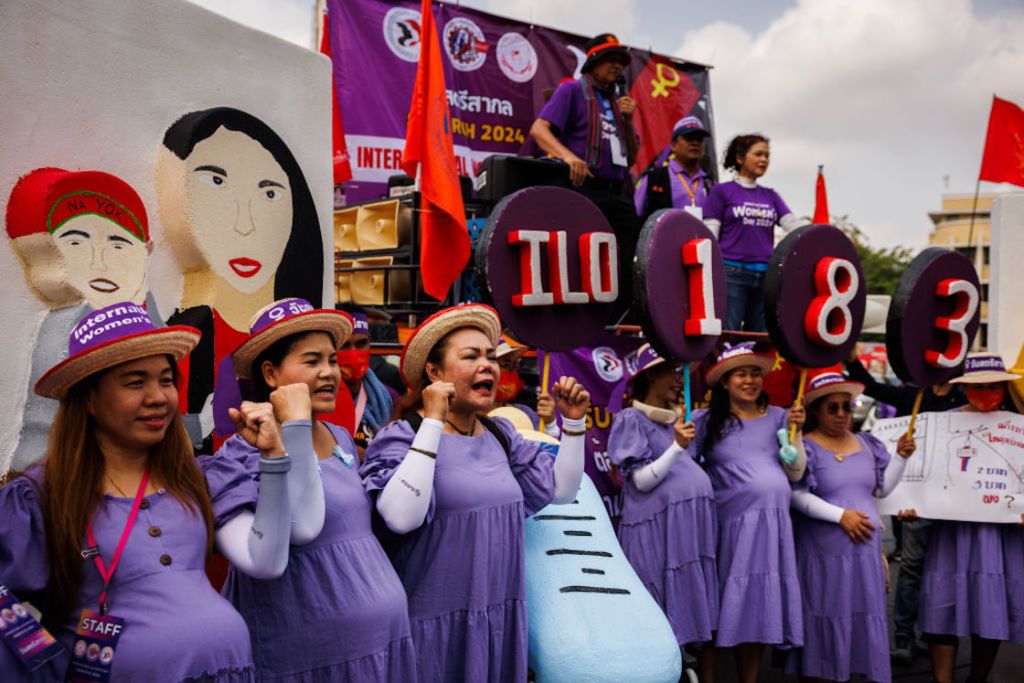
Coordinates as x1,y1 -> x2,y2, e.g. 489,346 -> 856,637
925,278 -> 980,369
681,238 -> 722,336
804,257 -> 860,347
579,232 -> 619,303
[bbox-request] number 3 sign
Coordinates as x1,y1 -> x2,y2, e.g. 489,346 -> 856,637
886,248 -> 981,387
765,225 -> 867,368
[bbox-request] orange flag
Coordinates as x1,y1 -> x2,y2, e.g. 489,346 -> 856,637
320,10 -> 353,185
979,95 -> 1024,188
401,0 -> 470,301
812,164 -> 829,224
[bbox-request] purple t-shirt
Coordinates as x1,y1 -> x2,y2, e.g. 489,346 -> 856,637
633,157 -> 710,216
703,180 -> 792,263
537,80 -> 627,182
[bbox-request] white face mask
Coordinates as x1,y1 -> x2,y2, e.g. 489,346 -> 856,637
632,400 -> 680,425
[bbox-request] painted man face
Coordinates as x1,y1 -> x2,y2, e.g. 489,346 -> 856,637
52,213 -> 148,308
180,127 -> 292,293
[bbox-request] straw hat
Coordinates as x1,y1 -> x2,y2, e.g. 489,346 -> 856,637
232,298 -> 353,379
400,304 -> 501,389
625,343 -> 672,383
949,353 -> 1019,385
35,302 -> 199,399
705,342 -> 774,385
802,371 -> 864,406
496,341 -> 526,365
488,405 -> 535,432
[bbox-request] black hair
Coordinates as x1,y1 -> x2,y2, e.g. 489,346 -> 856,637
723,133 -> 769,173
248,330 -> 333,402
627,364 -> 673,406
804,396 -> 826,433
700,368 -> 770,452
162,107 -> 323,307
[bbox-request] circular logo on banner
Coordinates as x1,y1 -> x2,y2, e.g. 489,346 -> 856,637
496,33 -> 538,83
444,17 -> 488,71
475,186 -> 618,351
592,347 -> 624,382
383,7 -> 422,62
764,224 -> 867,368
886,248 -> 982,387
634,209 -> 725,362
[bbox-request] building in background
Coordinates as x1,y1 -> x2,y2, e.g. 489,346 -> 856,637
928,193 -> 993,349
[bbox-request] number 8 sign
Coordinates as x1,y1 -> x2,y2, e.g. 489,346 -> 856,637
886,248 -> 981,387
765,225 -> 867,368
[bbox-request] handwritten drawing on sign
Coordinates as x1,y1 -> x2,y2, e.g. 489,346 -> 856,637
875,411 -> 1024,523
156,107 -> 324,451
5,168 -> 156,470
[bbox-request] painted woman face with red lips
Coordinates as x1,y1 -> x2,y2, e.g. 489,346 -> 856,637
180,127 -> 292,294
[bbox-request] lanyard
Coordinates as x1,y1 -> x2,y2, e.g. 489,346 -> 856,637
85,469 -> 150,614
674,169 -> 701,206
596,92 -> 615,122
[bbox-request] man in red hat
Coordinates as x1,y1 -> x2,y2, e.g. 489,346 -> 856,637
530,33 -> 641,321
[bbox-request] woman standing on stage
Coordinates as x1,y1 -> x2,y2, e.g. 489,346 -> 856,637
608,344 -> 718,672
361,304 -> 589,682
692,342 -> 806,683
211,298 -> 417,681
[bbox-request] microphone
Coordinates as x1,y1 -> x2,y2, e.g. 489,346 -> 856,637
615,74 -> 627,98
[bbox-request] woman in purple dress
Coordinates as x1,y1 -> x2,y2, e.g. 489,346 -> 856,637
608,344 -> 718,672
789,372 -> 916,682
0,302 -> 304,682
691,342 -> 806,683
208,297 -> 418,681
360,304 -> 590,682
918,354 -> 1024,683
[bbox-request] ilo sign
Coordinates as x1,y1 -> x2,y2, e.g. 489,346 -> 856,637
634,209 -> 725,361
476,187 -> 618,351
886,248 -> 981,387
764,225 -> 867,368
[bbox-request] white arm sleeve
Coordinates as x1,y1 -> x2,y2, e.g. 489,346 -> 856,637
280,420 -> 324,545
215,455 -> 292,579
543,420 -> 561,439
704,218 -> 721,238
791,487 -> 844,524
551,416 -> 586,503
376,418 -> 442,534
878,454 -> 909,498
779,213 -> 802,232
783,435 -> 807,482
630,442 -> 685,493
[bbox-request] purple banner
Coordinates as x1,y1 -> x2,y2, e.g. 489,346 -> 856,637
328,0 -> 713,202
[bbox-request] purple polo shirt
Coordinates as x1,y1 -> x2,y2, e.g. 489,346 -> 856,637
633,157 -> 709,215
537,80 -> 627,182
703,180 -> 792,263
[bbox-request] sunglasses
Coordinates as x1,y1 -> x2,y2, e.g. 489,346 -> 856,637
824,401 -> 853,416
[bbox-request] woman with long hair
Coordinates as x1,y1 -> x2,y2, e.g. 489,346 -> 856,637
789,371 -> 916,682
360,304 -> 589,682
692,342 -> 806,683
0,301 -> 308,681
918,354 -> 1024,683
212,298 -> 417,680
608,344 -> 718,676
702,134 -> 800,332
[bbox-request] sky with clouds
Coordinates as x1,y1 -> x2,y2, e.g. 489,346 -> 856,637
189,0 -> 1024,249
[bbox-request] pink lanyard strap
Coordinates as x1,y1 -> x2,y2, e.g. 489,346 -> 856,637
85,469 -> 150,614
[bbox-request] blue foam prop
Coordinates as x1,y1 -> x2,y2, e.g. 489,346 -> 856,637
777,428 -> 798,465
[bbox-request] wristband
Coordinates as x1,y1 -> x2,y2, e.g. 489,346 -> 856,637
259,454 -> 292,474
410,446 -> 437,460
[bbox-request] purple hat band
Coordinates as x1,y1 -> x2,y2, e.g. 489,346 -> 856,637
627,344 -> 664,381
250,298 -> 315,335
963,355 -> 1007,374
69,302 -> 158,356
715,341 -> 757,364
351,313 -> 370,336
807,373 -> 850,393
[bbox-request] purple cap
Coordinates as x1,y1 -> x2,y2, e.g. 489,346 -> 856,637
626,343 -> 666,382
249,298 -> 315,335
672,115 -> 709,139
350,312 -> 371,337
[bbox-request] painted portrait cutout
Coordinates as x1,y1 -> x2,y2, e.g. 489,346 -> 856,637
5,167 -> 153,470
156,108 -> 324,451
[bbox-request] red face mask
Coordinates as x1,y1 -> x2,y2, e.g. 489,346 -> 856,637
496,370 -> 525,403
966,385 -> 1004,412
337,349 -> 370,382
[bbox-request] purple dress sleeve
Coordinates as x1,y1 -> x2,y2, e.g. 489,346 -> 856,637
858,432 -> 893,493
702,183 -> 726,223
0,474 -> 49,591
199,435 -> 259,528
689,408 -> 710,465
537,81 -> 576,132
608,408 -> 653,474
799,437 -> 822,492
491,417 -> 556,517
771,187 -> 793,219
359,420 -> 438,524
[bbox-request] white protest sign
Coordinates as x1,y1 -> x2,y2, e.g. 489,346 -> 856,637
874,411 -> 1024,524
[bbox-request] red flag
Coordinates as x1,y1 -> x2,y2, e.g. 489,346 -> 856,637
401,0 -> 470,301
320,12 -> 353,185
812,164 -> 830,224
979,96 -> 1024,187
